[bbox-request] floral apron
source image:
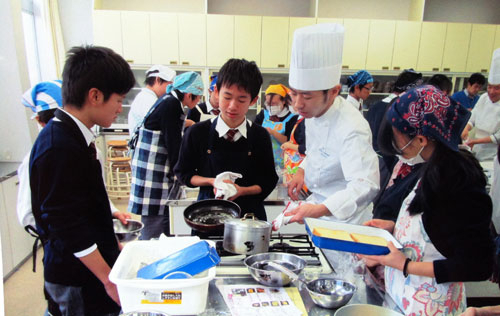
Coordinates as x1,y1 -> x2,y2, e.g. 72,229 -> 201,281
262,110 -> 294,169
385,182 -> 466,316
283,117 -> 305,184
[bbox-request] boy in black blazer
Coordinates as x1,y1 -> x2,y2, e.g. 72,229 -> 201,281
29,46 -> 135,316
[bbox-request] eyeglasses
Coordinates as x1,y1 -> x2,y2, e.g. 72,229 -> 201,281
393,137 -> 414,153
362,86 -> 374,92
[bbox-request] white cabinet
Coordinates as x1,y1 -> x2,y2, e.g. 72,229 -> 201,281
121,11 -> 151,64
178,13 -> 207,66
150,13 -> 180,66
93,10 -> 123,55
366,20 -> 396,70
342,19 -> 370,70
261,17 -> 289,69
207,14 -> 234,67
1,175 -> 34,278
234,15 -> 262,66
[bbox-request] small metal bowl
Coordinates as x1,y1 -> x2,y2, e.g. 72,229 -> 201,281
244,252 -> 306,286
306,278 -> 356,309
113,219 -> 143,242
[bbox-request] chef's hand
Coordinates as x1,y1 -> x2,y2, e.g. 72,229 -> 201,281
360,242 -> 406,271
466,139 -> 476,149
184,119 -> 195,128
460,306 -> 500,316
112,211 -> 131,225
103,279 -> 121,306
287,168 -> 304,200
285,203 -> 330,224
280,142 -> 294,150
363,219 -> 396,234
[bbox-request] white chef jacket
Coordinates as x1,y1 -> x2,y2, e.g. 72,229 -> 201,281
128,87 -> 158,137
467,93 -> 500,161
346,94 -> 362,112
301,96 -> 380,224
490,156 -> 500,232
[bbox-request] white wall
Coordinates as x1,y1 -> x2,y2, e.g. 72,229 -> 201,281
317,0 -> 412,20
208,0 -> 312,17
0,0 -> 34,162
424,0 -> 500,24
58,0 -> 94,52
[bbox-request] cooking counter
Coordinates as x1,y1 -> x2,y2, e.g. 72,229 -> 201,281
205,252 -> 402,315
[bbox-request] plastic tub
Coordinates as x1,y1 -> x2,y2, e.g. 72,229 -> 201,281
109,237 -> 216,315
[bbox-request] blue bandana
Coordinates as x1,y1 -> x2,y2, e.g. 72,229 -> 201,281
386,85 -> 470,151
347,70 -> 373,88
209,75 -> 217,91
22,80 -> 62,116
166,72 -> 204,95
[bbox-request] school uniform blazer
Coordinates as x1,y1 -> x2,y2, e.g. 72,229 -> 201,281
30,110 -> 119,290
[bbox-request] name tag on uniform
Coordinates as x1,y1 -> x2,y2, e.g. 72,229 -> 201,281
319,147 -> 329,158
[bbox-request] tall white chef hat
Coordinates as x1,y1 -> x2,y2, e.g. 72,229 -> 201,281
489,48 -> 500,85
289,23 -> 344,91
146,65 -> 176,82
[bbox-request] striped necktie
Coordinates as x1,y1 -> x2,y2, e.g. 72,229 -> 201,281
211,108 -> 220,115
226,129 -> 237,142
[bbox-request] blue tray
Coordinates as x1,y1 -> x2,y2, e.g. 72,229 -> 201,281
305,218 -> 402,255
137,240 -> 220,279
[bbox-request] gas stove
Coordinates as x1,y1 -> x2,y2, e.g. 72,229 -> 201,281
210,233 -> 333,276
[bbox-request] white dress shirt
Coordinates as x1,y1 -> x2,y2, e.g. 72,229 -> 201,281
128,87 -> 158,137
214,116 -> 251,142
467,93 -> 500,161
346,94 -> 362,111
301,96 -> 380,224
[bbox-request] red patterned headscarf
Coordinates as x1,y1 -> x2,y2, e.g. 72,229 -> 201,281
386,85 -> 470,151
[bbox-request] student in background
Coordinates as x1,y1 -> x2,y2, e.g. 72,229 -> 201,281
452,73 -> 486,110
427,74 -> 453,95
128,65 -> 175,137
129,72 -> 204,239
175,59 -> 278,221
345,70 -> 374,112
254,84 -> 298,169
30,46 -> 135,316
186,74 -> 220,125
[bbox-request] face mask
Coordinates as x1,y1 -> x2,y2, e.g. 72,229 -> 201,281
268,104 -> 283,116
397,145 -> 426,166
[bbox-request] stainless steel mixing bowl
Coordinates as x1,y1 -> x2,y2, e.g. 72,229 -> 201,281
113,219 -> 144,242
244,252 -> 306,286
306,278 -> 356,309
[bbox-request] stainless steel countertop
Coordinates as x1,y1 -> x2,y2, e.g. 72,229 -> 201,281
204,250 -> 403,315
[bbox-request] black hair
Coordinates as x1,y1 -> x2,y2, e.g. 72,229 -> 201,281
37,109 -> 57,124
468,73 -> 486,86
393,69 -> 423,93
427,74 -> 452,95
174,89 -> 197,102
144,71 -> 167,86
377,115 -> 487,215
62,45 -> 135,108
216,58 -> 263,100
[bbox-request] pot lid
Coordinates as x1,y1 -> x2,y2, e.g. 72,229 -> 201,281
225,213 -> 271,229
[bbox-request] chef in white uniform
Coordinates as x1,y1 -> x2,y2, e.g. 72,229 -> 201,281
286,23 -> 380,225
128,65 -> 176,137
461,48 -> 500,161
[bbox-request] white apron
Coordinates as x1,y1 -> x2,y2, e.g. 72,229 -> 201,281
385,183 -> 466,316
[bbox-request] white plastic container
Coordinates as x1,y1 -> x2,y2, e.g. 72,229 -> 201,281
109,237 -> 216,315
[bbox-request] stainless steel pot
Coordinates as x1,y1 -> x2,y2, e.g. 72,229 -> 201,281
223,213 -> 271,255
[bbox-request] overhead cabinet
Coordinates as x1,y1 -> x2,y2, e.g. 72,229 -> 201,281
150,13 -> 179,65
366,20 -> 396,70
261,17 -> 289,69
417,22 -> 447,71
441,23 -> 471,72
342,19 -> 370,70
93,10 -> 123,56
121,11 -> 151,64
207,15 -> 234,67
178,14 -> 207,66
466,24 -> 497,73
391,21 -> 421,71
234,15 -> 262,66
